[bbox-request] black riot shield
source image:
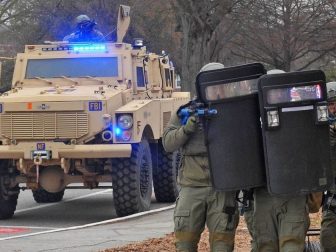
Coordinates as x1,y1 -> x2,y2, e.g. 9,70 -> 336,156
258,70 -> 332,195
196,63 -> 266,191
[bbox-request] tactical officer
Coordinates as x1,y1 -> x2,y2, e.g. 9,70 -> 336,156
63,15 -> 105,42
320,82 -> 336,251
254,188 -> 309,251
253,69 -> 310,252
162,62 -> 239,252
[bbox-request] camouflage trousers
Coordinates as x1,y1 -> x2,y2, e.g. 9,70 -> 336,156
243,200 -> 256,252
174,186 -> 239,252
320,192 -> 336,251
254,188 -> 309,252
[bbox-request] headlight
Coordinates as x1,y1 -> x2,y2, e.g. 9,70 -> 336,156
117,114 -> 133,129
267,110 -> 280,127
316,105 -> 328,122
315,102 -> 329,125
265,108 -> 280,129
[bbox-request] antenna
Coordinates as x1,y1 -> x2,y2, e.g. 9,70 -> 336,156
117,5 -> 131,43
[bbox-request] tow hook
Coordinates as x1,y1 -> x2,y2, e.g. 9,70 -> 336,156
33,155 -> 43,184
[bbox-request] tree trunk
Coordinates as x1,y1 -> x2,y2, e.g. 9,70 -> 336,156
171,0 -> 239,96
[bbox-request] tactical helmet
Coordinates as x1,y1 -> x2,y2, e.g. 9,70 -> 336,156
75,15 -> 91,25
327,82 -> 336,102
199,62 -> 224,73
267,69 -> 285,74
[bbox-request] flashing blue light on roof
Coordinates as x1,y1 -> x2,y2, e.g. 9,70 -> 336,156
73,44 -> 106,52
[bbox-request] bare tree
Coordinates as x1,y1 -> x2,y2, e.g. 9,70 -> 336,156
169,0 -> 248,94
0,0 -> 38,26
0,0 -> 23,25
232,0 -> 336,71
0,0 -> 37,86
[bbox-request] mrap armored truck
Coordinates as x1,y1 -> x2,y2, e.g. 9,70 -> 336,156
0,5 -> 189,219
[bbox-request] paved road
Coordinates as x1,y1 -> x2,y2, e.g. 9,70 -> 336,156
0,206 -> 175,252
0,183 -> 172,243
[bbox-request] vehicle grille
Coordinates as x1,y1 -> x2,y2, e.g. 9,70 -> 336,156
0,112 -> 89,140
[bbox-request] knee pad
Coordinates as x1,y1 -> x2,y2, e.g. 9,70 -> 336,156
209,231 -> 235,246
175,231 -> 200,252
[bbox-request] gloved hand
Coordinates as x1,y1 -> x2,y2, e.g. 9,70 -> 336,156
183,116 -> 197,135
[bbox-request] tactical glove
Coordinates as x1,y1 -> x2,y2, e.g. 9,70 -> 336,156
183,116 -> 197,135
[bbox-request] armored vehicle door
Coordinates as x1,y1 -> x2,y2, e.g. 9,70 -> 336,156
196,63 -> 266,191
258,70 -> 332,195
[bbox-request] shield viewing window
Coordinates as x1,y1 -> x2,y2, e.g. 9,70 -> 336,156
266,84 -> 322,105
205,79 -> 258,101
196,63 -> 266,105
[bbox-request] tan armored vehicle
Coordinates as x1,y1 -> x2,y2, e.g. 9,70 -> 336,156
0,5 -> 189,219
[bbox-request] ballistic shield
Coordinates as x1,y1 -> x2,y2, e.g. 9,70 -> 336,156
196,63 -> 266,191
258,70 -> 332,195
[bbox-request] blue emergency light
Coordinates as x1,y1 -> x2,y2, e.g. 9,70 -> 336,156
115,127 -> 122,136
72,44 -> 106,52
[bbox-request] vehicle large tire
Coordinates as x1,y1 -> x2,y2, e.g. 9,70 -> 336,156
153,141 -> 180,202
0,187 -> 19,220
0,160 -> 19,219
304,241 -> 322,252
111,138 -> 153,217
32,188 -> 65,203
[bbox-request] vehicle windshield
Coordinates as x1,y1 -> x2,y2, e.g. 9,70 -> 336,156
25,57 -> 118,79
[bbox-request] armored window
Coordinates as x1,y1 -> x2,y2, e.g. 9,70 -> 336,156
165,68 -> 172,87
136,67 -> 145,87
170,70 -> 175,87
175,74 -> 181,88
25,57 -> 118,78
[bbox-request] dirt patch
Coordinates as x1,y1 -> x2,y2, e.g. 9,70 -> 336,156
103,212 -> 322,252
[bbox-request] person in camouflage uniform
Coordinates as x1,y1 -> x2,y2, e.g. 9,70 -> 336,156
63,15 -> 105,42
320,82 -> 336,252
162,62 -> 239,252
253,69 -> 310,252
253,188 -> 309,251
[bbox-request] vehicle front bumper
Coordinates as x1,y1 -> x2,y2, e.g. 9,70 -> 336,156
0,142 -> 132,159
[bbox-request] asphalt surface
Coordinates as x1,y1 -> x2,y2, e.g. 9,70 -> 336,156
0,184 -> 174,252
